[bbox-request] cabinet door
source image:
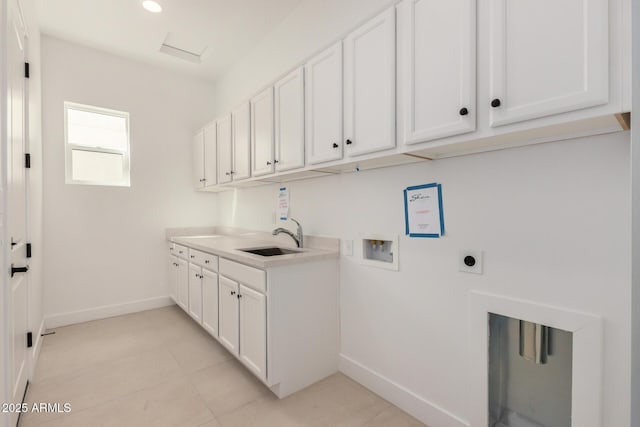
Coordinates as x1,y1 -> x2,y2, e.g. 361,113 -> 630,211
402,0 -> 475,144
239,284 -> 267,382
275,68 -> 305,172
203,121 -> 217,187
305,42 -> 343,165
217,114 -> 233,184
188,263 -> 203,323
202,268 -> 219,337
232,103 -> 252,181
251,87 -> 275,177
192,129 -> 205,188
219,276 -> 239,355
488,0 -> 608,127
177,258 -> 189,312
344,7 -> 396,156
168,255 -> 178,303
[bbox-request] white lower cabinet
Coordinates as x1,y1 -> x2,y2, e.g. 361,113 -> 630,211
219,275 -> 240,354
167,244 -> 178,303
169,241 -> 338,398
239,284 -> 267,381
201,268 -> 219,337
176,258 -> 189,311
188,263 -> 203,323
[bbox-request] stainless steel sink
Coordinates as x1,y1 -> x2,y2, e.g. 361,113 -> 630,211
239,247 -> 301,257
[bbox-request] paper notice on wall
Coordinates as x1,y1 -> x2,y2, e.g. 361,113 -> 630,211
403,183 -> 444,238
277,187 -> 289,220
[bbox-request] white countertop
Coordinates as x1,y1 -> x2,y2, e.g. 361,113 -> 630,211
170,231 -> 339,269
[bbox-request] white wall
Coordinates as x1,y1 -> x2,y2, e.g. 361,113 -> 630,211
41,37 -> 217,325
217,133 -> 631,426
630,0 -> 640,421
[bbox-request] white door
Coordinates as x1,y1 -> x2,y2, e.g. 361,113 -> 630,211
401,0 -> 476,144
488,0 -> 608,127
203,121 -> 217,187
188,264 -> 203,323
201,268 -> 219,337
251,87 -> 275,177
218,276 -> 239,355
238,285 -> 267,382
177,258 -> 189,312
168,254 -> 178,302
305,42 -> 343,165
274,67 -> 305,172
192,129 -> 205,188
344,7 -> 396,157
7,4 -> 29,425
231,103 -> 251,181
216,114 -> 233,184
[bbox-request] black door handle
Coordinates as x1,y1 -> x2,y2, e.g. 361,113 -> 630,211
11,265 -> 28,277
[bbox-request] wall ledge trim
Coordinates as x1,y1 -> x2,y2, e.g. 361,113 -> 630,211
339,353 -> 469,427
45,296 -> 174,328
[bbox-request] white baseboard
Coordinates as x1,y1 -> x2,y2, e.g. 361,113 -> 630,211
45,296 -> 175,329
339,354 -> 469,427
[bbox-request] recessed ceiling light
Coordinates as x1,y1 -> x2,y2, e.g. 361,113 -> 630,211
142,0 -> 162,13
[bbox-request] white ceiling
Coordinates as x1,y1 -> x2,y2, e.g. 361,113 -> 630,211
35,0 -> 304,82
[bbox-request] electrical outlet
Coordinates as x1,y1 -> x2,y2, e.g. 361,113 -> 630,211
459,250 -> 483,274
343,240 -> 353,256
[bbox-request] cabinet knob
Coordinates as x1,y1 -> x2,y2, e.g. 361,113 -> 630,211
274,160 -> 279,164
459,107 -> 469,116
491,98 -> 501,108
190,255 -> 195,258
205,260 -> 210,264
237,294 -> 242,299
231,291 -> 236,295
266,161 -> 272,165
346,139 -> 353,145
332,143 -> 339,148
225,172 -> 231,176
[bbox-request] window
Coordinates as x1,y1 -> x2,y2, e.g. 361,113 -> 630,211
64,102 -> 130,186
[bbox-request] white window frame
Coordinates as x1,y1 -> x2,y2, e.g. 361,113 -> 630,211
64,101 -> 131,187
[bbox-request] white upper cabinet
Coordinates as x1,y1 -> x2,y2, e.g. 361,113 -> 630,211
192,129 -> 205,188
232,102 -> 252,180
401,0 -> 476,145
203,122 -> 217,187
488,0 -> 608,127
194,122 -> 217,189
217,114 -> 233,184
251,87 -> 275,177
305,42 -> 343,165
344,7 -> 396,156
274,68 -> 305,172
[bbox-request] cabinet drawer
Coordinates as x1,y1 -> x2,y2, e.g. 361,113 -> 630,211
220,258 -> 266,293
174,244 -> 189,259
188,248 -> 219,271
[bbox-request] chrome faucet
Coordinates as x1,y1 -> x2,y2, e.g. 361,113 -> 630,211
272,218 -> 303,248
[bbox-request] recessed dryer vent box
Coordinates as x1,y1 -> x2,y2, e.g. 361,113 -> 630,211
360,234 -> 398,271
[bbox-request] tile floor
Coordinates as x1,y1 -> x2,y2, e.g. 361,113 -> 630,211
21,306 -> 425,427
